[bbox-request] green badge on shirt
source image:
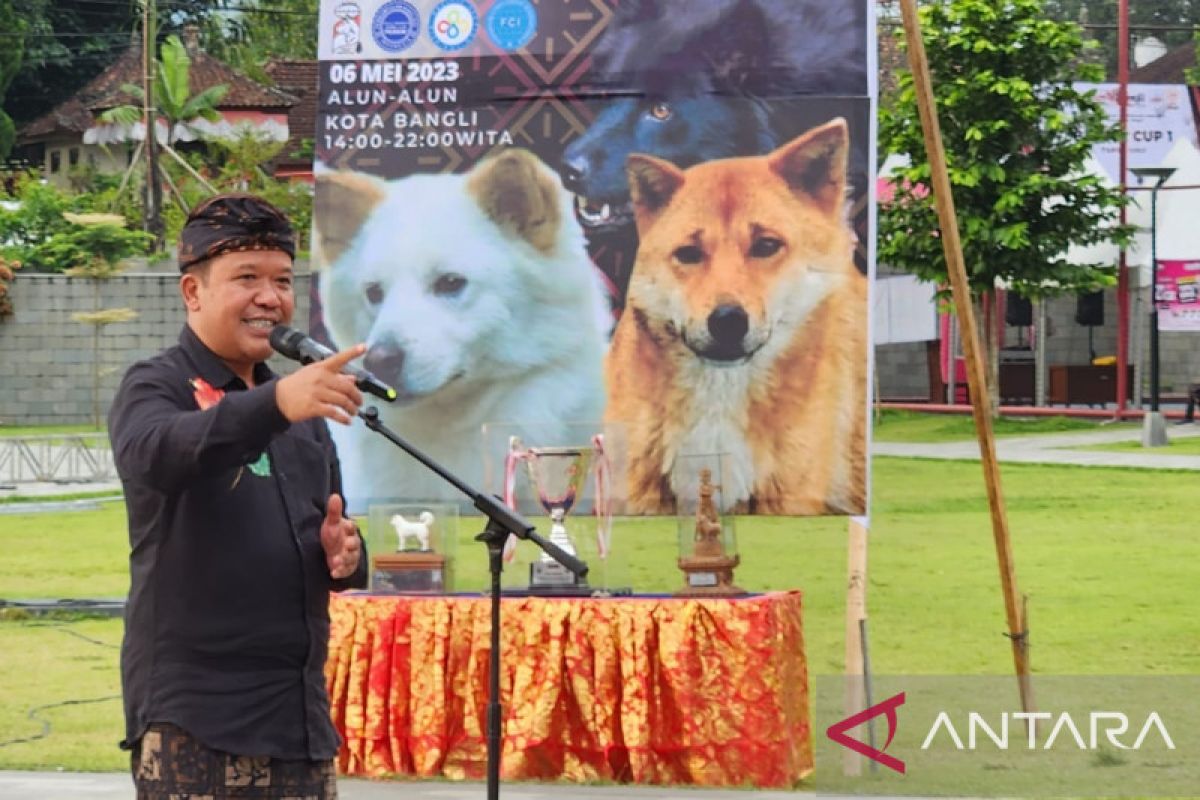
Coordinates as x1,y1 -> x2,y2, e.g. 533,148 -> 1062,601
247,452 -> 272,477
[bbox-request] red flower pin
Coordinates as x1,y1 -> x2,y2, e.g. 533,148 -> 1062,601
189,377 -> 225,410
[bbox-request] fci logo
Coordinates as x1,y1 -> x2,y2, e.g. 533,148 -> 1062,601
826,692 -> 907,774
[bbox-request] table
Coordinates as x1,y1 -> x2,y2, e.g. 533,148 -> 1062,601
1048,364 -> 1134,406
325,592 -> 812,788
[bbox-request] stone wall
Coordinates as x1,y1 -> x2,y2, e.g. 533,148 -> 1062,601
1,273 -> 1195,424
0,272 -> 311,426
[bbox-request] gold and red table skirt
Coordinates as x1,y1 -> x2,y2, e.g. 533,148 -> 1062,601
325,591 -> 812,787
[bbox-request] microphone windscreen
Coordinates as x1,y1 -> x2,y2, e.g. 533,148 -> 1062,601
269,325 -> 305,359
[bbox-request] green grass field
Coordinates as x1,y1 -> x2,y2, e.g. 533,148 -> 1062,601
0,424 -> 105,437
2,414 -> 1198,780
871,409 -> 1116,442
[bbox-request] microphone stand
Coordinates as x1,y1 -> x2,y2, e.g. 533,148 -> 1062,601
356,406 -> 588,800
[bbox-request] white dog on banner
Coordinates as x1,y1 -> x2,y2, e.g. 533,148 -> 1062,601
314,148 -> 610,507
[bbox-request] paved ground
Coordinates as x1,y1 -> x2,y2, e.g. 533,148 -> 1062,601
0,771 -> 833,799
872,419 -> 1200,469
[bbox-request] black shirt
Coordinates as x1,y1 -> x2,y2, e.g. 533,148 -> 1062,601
108,325 -> 367,760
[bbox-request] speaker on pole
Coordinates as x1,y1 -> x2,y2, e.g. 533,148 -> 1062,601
1075,291 -> 1105,327
1006,294 -> 1033,326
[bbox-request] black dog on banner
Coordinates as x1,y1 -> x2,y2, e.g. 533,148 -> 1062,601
561,0 -> 870,308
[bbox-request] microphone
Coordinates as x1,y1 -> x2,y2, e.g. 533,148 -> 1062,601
269,325 -> 398,402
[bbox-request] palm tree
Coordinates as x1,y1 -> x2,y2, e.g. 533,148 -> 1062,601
208,128 -> 287,191
100,34 -> 228,145
101,34 -> 224,239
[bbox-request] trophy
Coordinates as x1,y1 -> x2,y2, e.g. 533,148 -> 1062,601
369,504 -> 454,593
677,466 -> 746,597
504,434 -> 611,595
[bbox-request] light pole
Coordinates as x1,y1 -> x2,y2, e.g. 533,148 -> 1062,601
1130,165 -> 1176,446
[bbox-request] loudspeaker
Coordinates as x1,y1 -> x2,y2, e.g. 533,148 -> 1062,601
1075,291 -> 1105,327
1006,294 -> 1033,327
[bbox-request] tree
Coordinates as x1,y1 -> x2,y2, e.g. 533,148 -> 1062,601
99,32 -> 227,241
6,0 -> 229,129
0,0 -> 30,159
0,255 -> 20,319
203,0 -> 318,83
1042,0 -> 1200,79
60,213 -> 146,428
99,34 -> 228,145
880,0 -> 1130,404
5,0 -> 131,129
207,128 -> 287,190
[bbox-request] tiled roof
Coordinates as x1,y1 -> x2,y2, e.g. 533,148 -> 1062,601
1130,44 -> 1195,85
264,59 -> 319,168
19,46 -> 144,139
18,31 -> 296,144
18,97 -> 96,140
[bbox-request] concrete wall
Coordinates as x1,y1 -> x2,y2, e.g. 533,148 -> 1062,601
875,286 -> 1200,403
0,272 -> 311,426
1,273 -> 1195,424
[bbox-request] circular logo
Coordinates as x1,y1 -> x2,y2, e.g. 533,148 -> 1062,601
429,0 -> 478,51
485,0 -> 537,52
372,0 -> 420,52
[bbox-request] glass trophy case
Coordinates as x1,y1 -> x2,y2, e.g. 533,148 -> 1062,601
482,421 -> 630,596
673,452 -> 745,597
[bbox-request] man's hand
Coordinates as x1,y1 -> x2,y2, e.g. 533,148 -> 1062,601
320,494 -> 361,580
275,344 -> 366,425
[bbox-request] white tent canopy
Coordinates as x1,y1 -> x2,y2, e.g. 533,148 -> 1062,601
83,116 -> 288,146
1062,154 -> 1125,270
1060,140 -> 1200,279
879,143 -> 1200,281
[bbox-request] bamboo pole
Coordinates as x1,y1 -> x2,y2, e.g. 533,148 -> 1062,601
897,0 -> 1034,714
113,139 -> 145,203
157,162 -> 188,214
160,142 -> 218,195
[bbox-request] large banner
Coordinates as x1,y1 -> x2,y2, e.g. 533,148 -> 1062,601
1077,83 -> 1200,186
313,0 -> 875,516
1156,259 -> 1200,332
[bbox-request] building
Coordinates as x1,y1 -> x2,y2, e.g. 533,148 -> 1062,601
15,28 -> 296,189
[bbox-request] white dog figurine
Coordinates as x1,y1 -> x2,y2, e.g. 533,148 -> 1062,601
390,511 -> 434,552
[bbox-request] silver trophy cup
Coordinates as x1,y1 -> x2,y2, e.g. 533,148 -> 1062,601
523,443 -> 593,588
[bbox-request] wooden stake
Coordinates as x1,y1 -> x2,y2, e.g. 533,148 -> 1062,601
843,517 -> 869,776
897,0 -> 1034,714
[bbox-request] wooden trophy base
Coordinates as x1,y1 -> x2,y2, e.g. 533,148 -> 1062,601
520,560 -> 593,597
372,551 -> 448,593
676,553 -> 747,598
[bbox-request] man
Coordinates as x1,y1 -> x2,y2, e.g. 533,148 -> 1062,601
108,194 -> 368,799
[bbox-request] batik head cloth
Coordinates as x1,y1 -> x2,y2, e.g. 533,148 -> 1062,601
177,193 -> 296,272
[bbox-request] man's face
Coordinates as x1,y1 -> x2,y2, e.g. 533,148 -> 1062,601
181,249 -> 295,376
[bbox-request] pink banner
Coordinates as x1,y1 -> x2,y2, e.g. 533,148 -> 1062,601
1156,260 -> 1200,332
